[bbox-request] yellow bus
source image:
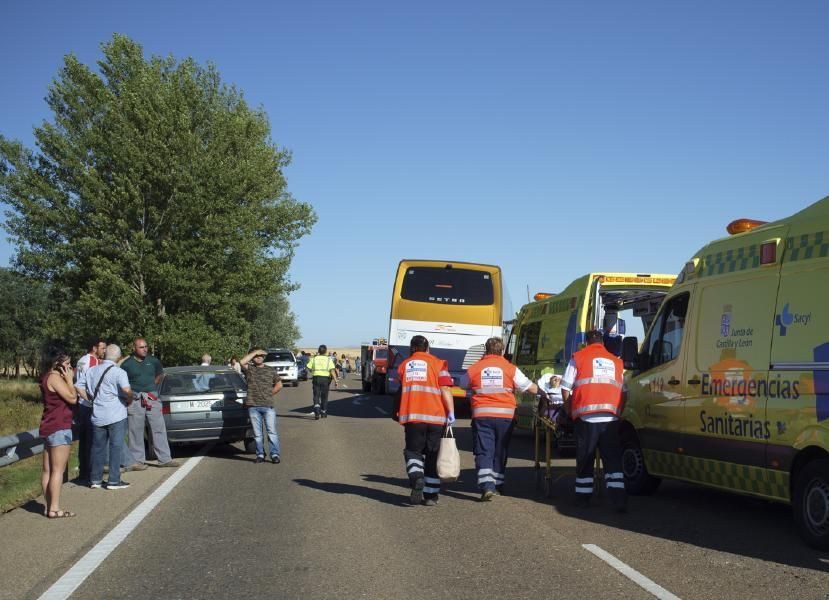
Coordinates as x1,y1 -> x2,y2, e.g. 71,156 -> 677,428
386,259 -> 503,400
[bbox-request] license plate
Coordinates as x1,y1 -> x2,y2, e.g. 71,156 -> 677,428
189,400 -> 218,409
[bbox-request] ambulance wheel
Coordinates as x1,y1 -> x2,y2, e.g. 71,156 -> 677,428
792,457 -> 829,550
621,435 -> 660,495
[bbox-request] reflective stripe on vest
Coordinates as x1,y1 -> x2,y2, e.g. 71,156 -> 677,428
401,385 -> 441,396
399,413 -> 447,425
570,403 -> 620,418
573,376 -> 623,389
472,406 -> 515,418
472,387 -> 514,394
311,356 -> 332,377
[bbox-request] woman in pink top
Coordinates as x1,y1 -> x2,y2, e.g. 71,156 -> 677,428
39,349 -> 78,518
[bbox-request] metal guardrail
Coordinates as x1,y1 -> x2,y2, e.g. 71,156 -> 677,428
0,428 -> 45,468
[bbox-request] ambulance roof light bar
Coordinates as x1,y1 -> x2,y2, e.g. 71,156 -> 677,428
533,292 -> 555,301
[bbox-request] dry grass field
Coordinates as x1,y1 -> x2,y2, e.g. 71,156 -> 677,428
296,347 -> 361,361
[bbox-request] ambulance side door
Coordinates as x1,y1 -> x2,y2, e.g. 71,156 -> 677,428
628,290 -> 693,473
684,265 -> 779,491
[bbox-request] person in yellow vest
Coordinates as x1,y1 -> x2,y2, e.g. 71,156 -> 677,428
561,329 -> 627,511
467,337 -> 539,502
310,345 -> 338,420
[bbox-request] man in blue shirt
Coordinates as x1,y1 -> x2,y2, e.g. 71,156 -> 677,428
76,344 -> 134,489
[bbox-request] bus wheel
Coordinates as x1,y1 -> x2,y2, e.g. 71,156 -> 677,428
621,434 -> 661,495
793,457 -> 829,550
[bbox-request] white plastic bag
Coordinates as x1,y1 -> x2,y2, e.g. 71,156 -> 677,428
437,426 -> 460,482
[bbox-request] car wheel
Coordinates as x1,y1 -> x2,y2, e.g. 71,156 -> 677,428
793,457 -> 829,550
621,433 -> 661,495
244,437 -> 257,455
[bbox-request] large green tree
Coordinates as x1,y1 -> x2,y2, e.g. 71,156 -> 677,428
249,290 -> 300,350
0,34 -> 315,364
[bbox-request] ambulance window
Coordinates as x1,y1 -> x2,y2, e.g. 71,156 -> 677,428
516,321 -> 541,364
644,293 -> 689,370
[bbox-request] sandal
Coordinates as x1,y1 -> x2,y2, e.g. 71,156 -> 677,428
47,509 -> 76,519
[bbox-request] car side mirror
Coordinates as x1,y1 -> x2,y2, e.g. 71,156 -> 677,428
621,336 -> 640,370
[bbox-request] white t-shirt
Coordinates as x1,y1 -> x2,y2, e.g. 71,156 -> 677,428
74,353 -> 99,407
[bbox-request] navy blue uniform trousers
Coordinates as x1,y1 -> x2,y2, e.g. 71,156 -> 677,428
472,417 -> 515,492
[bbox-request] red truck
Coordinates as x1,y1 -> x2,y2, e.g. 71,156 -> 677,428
360,340 -> 389,394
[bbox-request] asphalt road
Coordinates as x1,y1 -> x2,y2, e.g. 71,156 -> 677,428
23,375 -> 829,599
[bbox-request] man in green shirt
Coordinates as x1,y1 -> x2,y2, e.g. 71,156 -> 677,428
122,338 -> 178,467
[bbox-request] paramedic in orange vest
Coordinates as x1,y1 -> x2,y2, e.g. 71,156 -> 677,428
395,335 -> 454,506
560,329 -> 627,511
467,337 -> 539,502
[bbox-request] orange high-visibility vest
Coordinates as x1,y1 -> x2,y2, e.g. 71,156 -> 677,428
570,343 -> 624,420
397,352 -> 451,426
468,354 -> 518,420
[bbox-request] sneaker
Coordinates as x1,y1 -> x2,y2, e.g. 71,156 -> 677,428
423,497 -> 439,507
271,455 -> 281,464
314,405 -> 320,420
89,482 -> 102,489
157,460 -> 180,468
480,490 -> 495,502
106,481 -> 131,490
255,456 -> 264,464
125,463 -> 148,472
321,411 -> 327,419
410,477 -> 424,506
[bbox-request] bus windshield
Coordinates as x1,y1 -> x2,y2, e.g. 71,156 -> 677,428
400,267 -> 494,305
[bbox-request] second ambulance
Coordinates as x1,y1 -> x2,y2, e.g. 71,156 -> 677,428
620,195 -> 829,549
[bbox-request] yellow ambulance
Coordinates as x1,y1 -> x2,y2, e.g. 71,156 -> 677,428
505,272 -> 676,430
620,195 -> 829,549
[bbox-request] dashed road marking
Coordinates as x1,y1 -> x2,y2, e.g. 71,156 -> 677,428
39,448 -> 209,600
582,544 -> 681,600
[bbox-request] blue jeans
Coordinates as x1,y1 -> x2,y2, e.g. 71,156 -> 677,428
248,406 -> 280,458
91,418 -> 128,485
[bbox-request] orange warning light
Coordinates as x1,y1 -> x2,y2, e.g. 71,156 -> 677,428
726,219 -> 767,235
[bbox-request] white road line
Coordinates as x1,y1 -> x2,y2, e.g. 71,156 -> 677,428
582,544 -> 681,600
374,406 -> 389,415
39,451 -> 207,600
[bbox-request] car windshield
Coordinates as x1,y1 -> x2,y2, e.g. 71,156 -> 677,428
265,352 -> 294,362
161,372 -> 246,395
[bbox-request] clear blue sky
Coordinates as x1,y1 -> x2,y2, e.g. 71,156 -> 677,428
2,1 -> 828,347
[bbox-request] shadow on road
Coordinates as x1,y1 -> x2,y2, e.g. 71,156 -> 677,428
286,392 -> 394,420
293,478 -> 413,507
491,436 -> 829,573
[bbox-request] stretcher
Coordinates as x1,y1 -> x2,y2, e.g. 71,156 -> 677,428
533,406 -> 602,498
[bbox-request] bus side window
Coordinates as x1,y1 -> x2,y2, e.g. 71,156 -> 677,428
516,321 -> 541,365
